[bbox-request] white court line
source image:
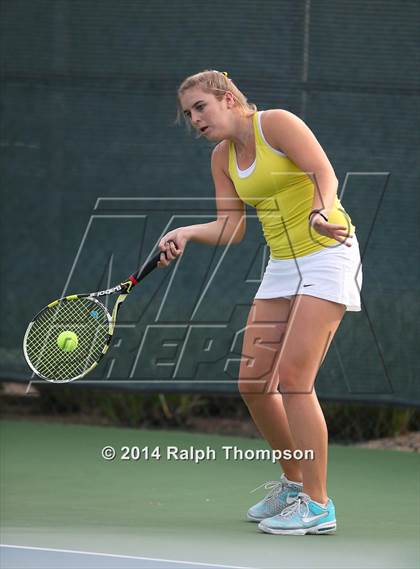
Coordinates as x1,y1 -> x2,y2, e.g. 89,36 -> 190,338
0,544 -> 255,569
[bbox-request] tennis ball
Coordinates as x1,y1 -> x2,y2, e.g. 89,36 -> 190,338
57,331 -> 78,352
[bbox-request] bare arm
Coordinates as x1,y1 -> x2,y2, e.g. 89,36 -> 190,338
185,141 -> 245,245
262,109 -> 338,212
158,141 -> 246,266
262,109 -> 352,246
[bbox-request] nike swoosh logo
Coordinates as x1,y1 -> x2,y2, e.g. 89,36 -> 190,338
303,284 -> 314,287
302,512 -> 328,523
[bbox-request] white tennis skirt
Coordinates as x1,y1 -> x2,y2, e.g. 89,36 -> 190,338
255,235 -> 363,311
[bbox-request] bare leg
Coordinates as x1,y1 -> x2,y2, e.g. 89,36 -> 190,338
238,298 -> 302,482
274,295 -> 346,503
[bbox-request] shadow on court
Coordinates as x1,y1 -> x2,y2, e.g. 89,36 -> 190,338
0,420 -> 418,568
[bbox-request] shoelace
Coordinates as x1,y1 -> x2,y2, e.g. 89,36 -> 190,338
250,480 -> 283,496
250,481 -> 285,508
280,494 -> 310,518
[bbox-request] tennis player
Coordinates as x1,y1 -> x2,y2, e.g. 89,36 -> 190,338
158,70 -> 362,536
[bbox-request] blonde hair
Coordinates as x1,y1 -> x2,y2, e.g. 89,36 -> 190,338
175,69 -> 257,129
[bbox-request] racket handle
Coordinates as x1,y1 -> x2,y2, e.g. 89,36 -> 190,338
131,241 -> 177,284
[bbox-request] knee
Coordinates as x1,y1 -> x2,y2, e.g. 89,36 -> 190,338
238,372 -> 269,407
238,377 -> 263,405
277,363 -> 311,395
238,366 -> 278,405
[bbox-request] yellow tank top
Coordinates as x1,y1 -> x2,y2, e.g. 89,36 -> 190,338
228,111 -> 355,259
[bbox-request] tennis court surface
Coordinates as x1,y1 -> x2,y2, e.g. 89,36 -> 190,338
0,544 -> 252,569
1,420 -> 418,568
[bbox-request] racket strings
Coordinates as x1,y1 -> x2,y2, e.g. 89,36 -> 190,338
25,298 -> 110,381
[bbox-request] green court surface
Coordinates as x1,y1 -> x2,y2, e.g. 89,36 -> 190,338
0,420 -> 418,568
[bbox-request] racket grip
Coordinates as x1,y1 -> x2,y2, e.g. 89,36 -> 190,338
131,253 -> 162,283
131,241 -> 177,284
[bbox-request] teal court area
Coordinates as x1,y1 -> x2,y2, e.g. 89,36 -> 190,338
1,420 -> 418,568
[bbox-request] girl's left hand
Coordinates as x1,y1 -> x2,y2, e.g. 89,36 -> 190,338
310,213 -> 353,247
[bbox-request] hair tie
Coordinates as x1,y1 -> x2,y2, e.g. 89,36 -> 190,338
211,69 -> 229,78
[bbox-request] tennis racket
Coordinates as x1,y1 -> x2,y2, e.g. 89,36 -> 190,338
23,250 -> 167,383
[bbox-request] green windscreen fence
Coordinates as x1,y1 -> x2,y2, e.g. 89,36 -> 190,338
1,1 -> 419,405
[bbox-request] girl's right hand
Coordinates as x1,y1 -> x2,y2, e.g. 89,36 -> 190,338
158,227 -> 190,267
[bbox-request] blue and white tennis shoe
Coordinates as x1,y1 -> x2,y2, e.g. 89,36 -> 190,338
247,474 -> 302,522
258,491 -> 337,535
